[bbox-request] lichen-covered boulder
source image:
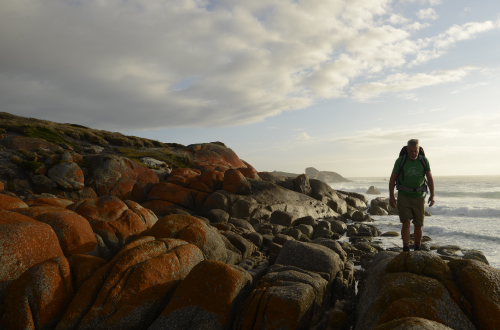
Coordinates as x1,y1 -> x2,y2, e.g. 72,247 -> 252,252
0,136 -> 62,153
12,205 -> 97,255
448,259 -> 500,330
198,169 -> 224,190
0,193 -> 28,210
150,260 -> 252,330
372,317 -> 454,330
0,256 -> 74,330
357,252 -> 475,330
373,272 -> 474,329
223,169 -> 252,195
188,143 -> 247,171
235,265 -> 329,330
275,240 -> 343,282
141,199 -> 194,218
86,154 -> 159,203
71,196 -> 151,253
48,161 -> 85,191
25,196 -> 74,208
67,254 -> 107,291
123,200 -> 158,229
146,214 -> 228,262
145,182 -> 209,214
56,237 -> 205,330
238,167 -> 261,180
0,210 -> 64,303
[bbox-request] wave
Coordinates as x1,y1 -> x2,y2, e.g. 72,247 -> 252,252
429,205 -> 500,218
424,225 -> 500,243
435,190 -> 500,200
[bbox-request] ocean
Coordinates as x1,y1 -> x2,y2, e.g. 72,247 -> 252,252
329,175 -> 500,270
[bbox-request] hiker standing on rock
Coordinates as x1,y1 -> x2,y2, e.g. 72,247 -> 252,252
389,139 -> 435,252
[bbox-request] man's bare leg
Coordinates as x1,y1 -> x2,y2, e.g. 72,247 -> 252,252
414,225 -> 423,249
401,219 -> 411,250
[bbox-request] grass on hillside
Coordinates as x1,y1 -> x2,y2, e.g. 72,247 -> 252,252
116,147 -> 193,169
0,112 -> 167,149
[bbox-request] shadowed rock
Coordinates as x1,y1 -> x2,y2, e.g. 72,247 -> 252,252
0,256 -> 74,330
0,210 -> 64,303
150,260 -> 252,330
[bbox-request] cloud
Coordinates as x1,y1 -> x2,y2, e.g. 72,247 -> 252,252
408,107 -> 445,114
451,82 -> 488,94
0,0 -> 497,130
417,8 -> 439,20
351,67 -> 476,100
296,132 -> 311,140
333,126 -> 462,145
387,14 -> 410,25
334,113 -> 500,145
411,21 -> 498,65
401,0 -> 443,6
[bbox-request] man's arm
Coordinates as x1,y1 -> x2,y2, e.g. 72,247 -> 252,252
426,171 -> 435,207
389,172 -> 398,208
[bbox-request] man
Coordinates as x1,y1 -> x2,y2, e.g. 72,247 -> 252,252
389,139 -> 435,252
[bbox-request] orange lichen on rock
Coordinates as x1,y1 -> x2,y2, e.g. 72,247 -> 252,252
238,167 -> 261,180
56,238 -> 204,330
372,272 -> 474,329
0,210 -> 64,303
0,256 -> 74,330
0,194 -> 28,210
12,205 -> 97,255
235,266 -> 329,330
198,169 -> 224,190
150,260 -> 251,330
189,181 -> 212,193
146,182 -> 195,209
67,254 -> 107,292
222,169 -> 252,195
386,251 -> 453,282
89,155 -> 159,203
147,214 -> 227,262
449,259 -> 500,330
71,196 -> 150,253
25,196 -> 75,208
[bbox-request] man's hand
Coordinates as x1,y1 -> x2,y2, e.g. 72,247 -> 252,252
428,195 -> 435,207
390,195 -> 397,209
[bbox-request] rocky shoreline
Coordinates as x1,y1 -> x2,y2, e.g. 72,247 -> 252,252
1,113 -> 499,330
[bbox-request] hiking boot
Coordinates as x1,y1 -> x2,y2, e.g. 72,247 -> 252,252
403,247 -> 410,252
414,246 -> 421,251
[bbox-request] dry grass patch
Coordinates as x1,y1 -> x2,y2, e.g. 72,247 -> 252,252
0,112 -> 166,149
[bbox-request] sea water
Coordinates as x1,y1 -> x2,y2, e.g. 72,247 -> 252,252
329,176 -> 500,270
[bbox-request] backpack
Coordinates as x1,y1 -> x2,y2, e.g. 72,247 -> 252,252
395,146 -> 429,194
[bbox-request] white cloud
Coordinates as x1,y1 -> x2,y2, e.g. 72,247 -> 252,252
387,14 -> 410,25
404,22 -> 431,31
0,0 -> 497,130
451,82 -> 488,94
412,21 -> 498,65
417,8 -> 438,20
296,132 -> 311,140
352,67 -> 476,100
401,0 -> 443,6
333,126 -> 462,145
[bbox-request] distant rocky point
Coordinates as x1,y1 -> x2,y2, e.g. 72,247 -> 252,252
305,167 -> 352,183
271,167 -> 351,184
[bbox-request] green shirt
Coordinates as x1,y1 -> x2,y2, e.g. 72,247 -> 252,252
392,156 -> 431,198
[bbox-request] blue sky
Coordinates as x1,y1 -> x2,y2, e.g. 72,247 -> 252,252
1,0 -> 500,177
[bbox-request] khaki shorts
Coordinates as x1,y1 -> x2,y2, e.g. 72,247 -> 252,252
397,194 -> 426,227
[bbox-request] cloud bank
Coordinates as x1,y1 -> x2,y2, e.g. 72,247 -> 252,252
0,0 -> 497,129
